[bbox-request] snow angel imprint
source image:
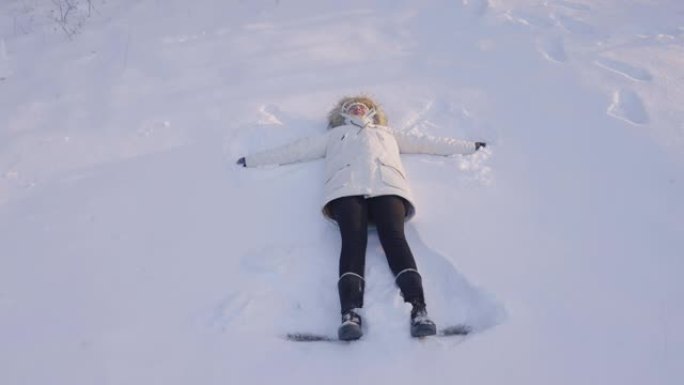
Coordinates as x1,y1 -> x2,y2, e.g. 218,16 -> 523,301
237,95 -> 486,340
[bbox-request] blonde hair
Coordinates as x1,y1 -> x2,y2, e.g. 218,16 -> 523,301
327,95 -> 388,129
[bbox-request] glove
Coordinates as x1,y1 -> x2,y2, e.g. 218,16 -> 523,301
475,142 -> 486,151
237,157 -> 246,167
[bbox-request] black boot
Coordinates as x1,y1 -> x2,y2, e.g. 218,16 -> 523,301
410,303 -> 437,337
337,273 -> 365,341
338,309 -> 363,341
395,269 -> 437,337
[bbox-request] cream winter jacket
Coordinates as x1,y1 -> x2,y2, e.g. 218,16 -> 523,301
244,124 -> 478,220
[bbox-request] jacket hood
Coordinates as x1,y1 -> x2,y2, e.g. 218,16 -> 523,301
327,95 -> 388,129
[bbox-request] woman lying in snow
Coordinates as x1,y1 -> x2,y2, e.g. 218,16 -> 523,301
237,95 -> 485,340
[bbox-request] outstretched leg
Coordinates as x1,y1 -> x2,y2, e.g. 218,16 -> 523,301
368,195 -> 422,303
328,196 -> 368,340
369,195 -> 436,337
328,195 -> 368,312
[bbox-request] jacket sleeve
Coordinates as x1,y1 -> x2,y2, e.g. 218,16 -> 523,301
244,133 -> 328,167
391,129 -> 478,156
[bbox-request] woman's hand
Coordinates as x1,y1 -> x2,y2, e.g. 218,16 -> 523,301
237,157 -> 246,167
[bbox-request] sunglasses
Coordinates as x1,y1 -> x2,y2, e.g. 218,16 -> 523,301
342,102 -> 369,115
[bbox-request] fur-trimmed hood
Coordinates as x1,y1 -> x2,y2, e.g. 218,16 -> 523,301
327,95 -> 388,129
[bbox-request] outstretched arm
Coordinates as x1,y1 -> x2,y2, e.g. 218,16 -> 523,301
391,129 -> 485,156
237,133 -> 327,167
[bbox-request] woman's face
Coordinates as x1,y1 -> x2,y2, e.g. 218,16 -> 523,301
344,102 -> 369,116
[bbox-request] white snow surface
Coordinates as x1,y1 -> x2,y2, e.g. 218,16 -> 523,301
1,0 -> 683,384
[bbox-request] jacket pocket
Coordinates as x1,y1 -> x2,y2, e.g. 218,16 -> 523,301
379,161 -> 407,190
326,164 -> 351,188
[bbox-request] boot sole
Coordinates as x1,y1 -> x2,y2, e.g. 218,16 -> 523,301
338,322 -> 363,341
411,323 -> 437,338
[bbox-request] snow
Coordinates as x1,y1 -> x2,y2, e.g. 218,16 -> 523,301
1,0 -> 683,384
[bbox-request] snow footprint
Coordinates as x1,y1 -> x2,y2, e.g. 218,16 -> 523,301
607,89 -> 649,125
552,13 -> 597,36
537,36 -> 568,63
594,58 -> 653,82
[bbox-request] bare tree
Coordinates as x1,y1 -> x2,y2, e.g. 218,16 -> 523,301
50,0 -> 98,39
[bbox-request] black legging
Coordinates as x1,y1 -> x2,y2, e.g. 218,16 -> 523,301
328,195 -> 418,278
329,195 -> 425,312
